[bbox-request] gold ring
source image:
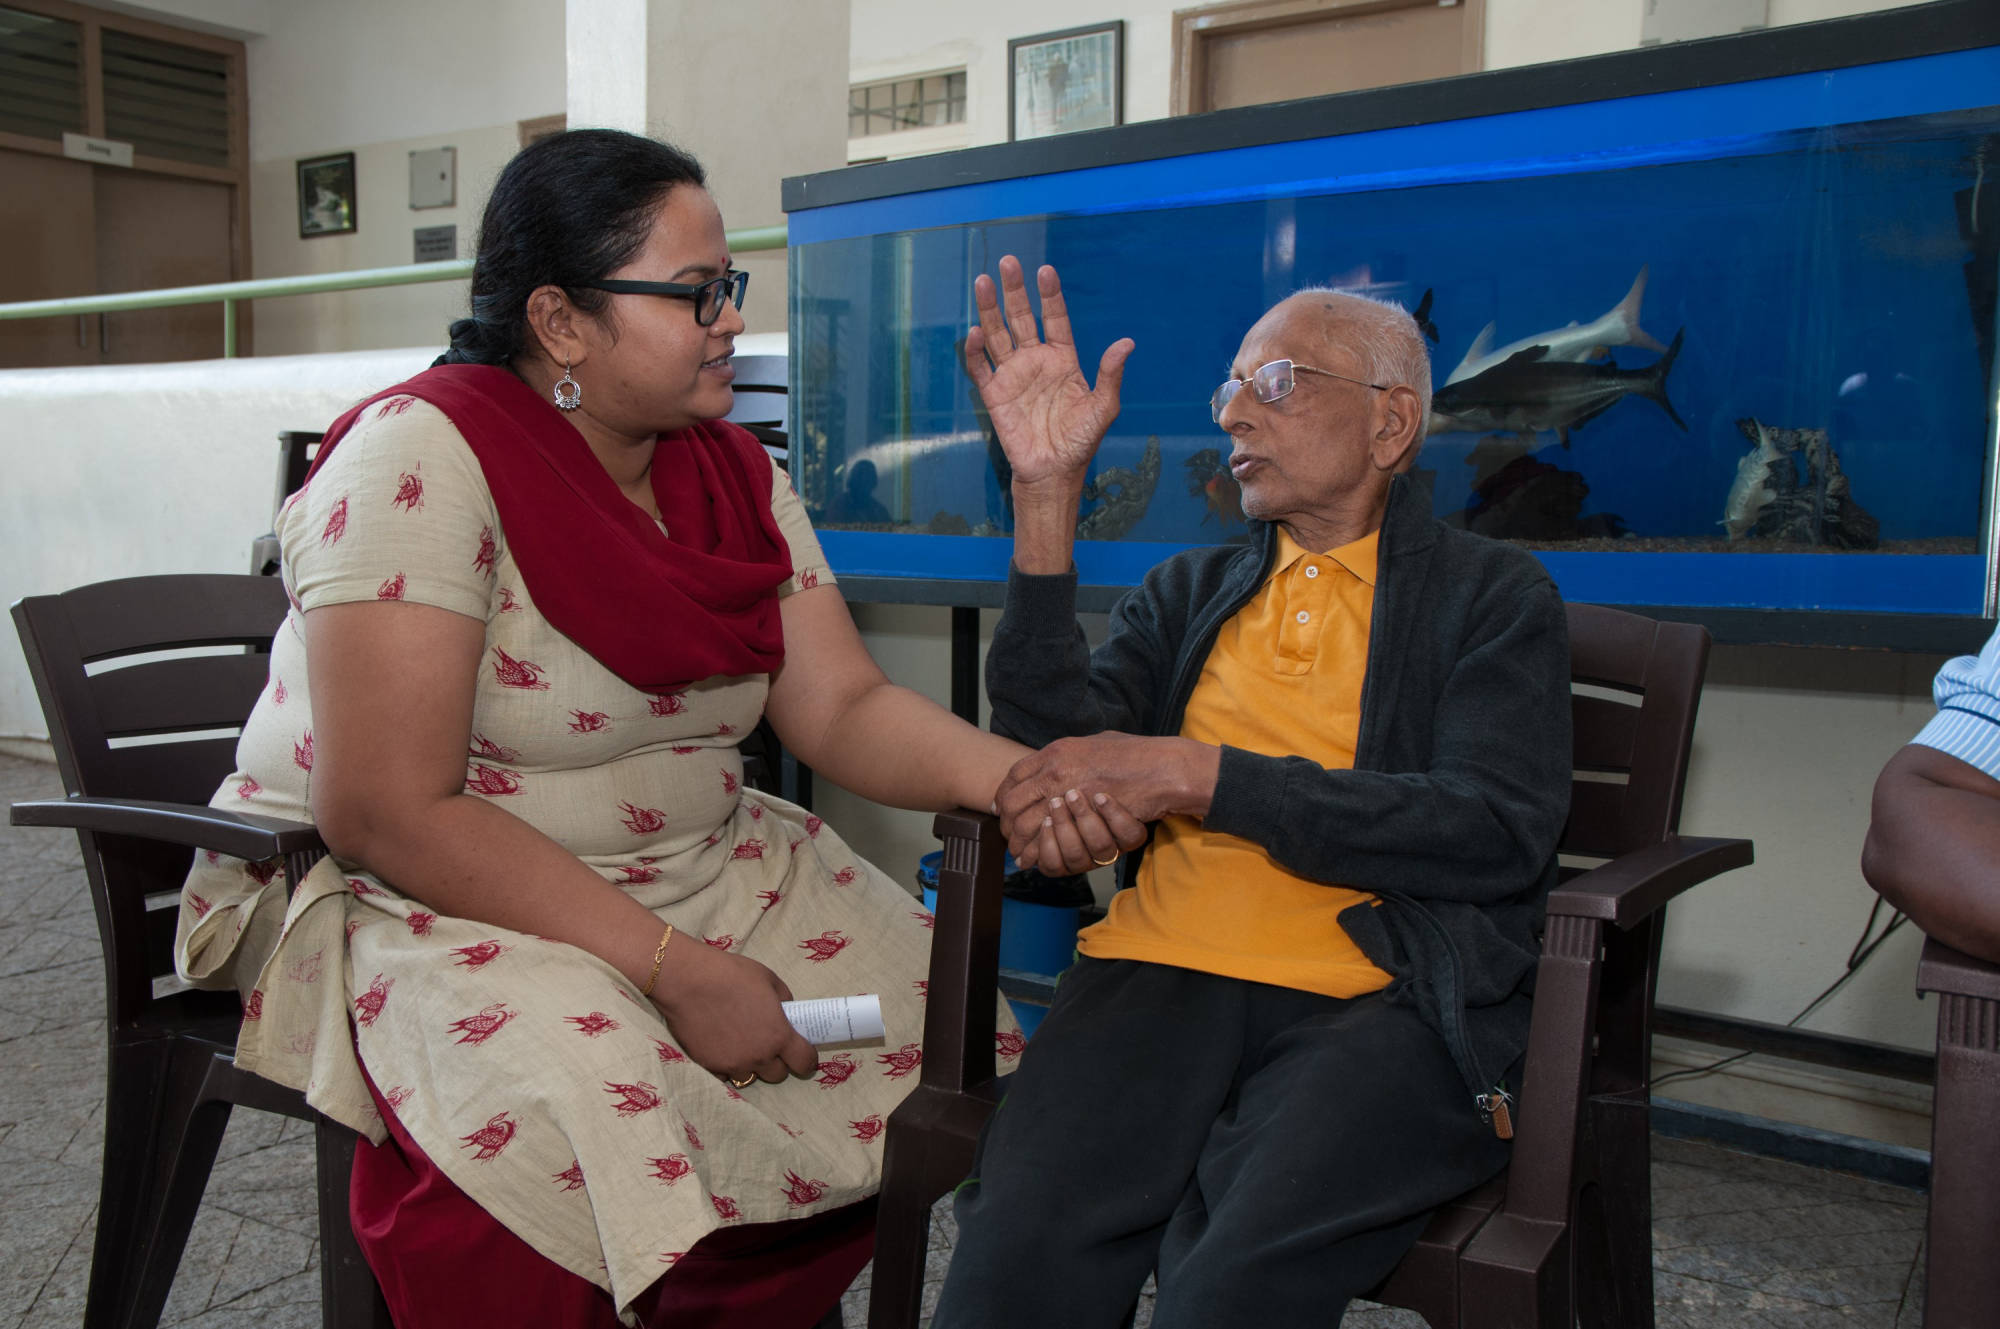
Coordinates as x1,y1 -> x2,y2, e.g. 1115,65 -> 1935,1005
1090,850 -> 1120,867
730,1075 -> 756,1088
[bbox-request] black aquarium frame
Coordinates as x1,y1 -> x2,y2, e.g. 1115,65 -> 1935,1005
785,0 -> 2000,654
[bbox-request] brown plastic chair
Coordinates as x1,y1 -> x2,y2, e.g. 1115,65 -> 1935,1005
868,601 -> 1754,1329
10,573 -> 389,1329
1913,938 -> 2000,1328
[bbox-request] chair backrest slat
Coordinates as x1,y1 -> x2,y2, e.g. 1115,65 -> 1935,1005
1560,604 -> 1711,860
723,354 -> 788,429
1561,781 -> 1634,860
89,654 -> 272,740
1570,692 -> 1642,771
52,574 -> 289,663
93,737 -> 252,807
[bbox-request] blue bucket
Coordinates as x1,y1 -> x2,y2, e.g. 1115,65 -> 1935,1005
917,850 -> 1081,1038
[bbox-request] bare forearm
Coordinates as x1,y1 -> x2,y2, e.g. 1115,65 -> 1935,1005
1863,755 -> 2000,963
319,793 -> 668,987
1012,479 -> 1084,576
807,681 -> 1025,811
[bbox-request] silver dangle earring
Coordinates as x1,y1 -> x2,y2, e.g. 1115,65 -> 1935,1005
552,360 -> 582,411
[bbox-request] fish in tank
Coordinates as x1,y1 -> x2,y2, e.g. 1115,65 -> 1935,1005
787,43 -> 2000,615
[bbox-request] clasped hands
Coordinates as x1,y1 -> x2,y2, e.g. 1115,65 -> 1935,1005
995,732 -> 1219,874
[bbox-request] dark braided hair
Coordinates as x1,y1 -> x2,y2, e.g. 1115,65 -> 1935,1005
434,129 -> 707,368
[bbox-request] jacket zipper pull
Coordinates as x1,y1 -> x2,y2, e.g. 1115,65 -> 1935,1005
1476,1085 -> 1515,1140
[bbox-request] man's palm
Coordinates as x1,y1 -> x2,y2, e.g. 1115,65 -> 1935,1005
979,341 -> 1118,485
964,259 -> 1133,490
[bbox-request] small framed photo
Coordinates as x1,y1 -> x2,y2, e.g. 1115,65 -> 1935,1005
297,151 -> 357,238
1009,21 -> 1123,142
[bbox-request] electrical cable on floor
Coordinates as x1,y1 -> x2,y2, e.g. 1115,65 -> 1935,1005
1651,898 -> 1909,1089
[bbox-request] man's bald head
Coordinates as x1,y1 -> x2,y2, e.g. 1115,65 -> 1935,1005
1269,288 -> 1433,443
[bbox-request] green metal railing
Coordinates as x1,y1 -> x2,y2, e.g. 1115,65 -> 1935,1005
0,223 -> 788,359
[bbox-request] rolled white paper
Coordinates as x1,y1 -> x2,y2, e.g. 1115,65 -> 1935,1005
783,994 -> 886,1045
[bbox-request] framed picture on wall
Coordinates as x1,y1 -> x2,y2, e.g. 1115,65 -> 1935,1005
297,152 -> 358,238
1008,21 -> 1124,141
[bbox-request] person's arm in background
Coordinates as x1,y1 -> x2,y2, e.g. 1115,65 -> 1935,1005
1862,629 -> 2000,963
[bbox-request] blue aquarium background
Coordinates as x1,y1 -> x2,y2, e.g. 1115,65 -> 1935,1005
787,46 -> 2000,616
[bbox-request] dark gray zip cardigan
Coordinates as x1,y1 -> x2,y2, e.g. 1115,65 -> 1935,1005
986,471 -> 1572,1107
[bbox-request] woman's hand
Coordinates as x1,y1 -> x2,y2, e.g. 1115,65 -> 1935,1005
650,941 -> 819,1084
963,257 -> 1133,495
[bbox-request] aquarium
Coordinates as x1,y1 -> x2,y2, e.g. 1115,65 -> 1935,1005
785,6 -> 2000,640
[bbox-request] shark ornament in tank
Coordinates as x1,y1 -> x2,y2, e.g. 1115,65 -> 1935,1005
1428,329 -> 1686,448
1442,266 -> 1668,386
1412,288 -> 1439,345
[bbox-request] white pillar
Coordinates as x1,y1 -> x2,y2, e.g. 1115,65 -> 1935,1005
565,0 -> 650,133
561,0 -> 850,336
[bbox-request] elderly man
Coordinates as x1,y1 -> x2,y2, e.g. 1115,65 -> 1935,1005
931,259 -> 1573,1328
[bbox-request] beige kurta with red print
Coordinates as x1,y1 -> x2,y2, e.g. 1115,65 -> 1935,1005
174,396 -> 1021,1315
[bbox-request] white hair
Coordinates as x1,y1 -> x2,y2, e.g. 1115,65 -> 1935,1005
1289,286 -> 1432,440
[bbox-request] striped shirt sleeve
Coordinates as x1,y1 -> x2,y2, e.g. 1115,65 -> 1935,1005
1911,624 -> 2000,779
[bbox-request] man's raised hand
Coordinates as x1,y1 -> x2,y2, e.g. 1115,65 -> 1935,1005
963,257 -> 1134,494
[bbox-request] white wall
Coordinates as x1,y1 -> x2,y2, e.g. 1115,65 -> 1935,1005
0,349 -> 436,751
232,0 -> 563,355
235,0 -> 833,355
848,0 -> 1937,152
244,0 -> 564,167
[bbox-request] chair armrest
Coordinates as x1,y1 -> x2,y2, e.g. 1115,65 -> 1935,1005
10,795 -> 323,863
1917,935 -> 2000,1003
920,809 -> 1008,1095
1546,834 -> 1753,930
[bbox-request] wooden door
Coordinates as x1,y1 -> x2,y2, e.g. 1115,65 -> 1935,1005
93,168 -> 230,363
1174,0 -> 1484,116
0,147 -> 97,366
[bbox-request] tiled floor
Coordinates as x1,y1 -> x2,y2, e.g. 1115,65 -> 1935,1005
0,751 -> 1929,1327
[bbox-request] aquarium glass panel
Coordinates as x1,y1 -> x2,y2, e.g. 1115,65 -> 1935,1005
789,47 -> 2000,615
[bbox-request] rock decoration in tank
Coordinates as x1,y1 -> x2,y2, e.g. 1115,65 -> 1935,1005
1722,418 -> 1879,548
1075,436 -> 1162,541
1183,447 -> 1245,530
1456,444 -> 1629,542
927,510 -> 973,535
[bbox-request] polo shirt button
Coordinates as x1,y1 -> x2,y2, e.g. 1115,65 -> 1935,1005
1305,566 -> 1319,579
1296,610 -> 1310,624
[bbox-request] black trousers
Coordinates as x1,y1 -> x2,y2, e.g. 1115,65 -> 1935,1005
933,957 -> 1515,1329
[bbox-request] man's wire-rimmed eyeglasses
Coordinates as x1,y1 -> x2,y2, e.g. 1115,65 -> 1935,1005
1211,359 -> 1389,423
585,270 -> 749,327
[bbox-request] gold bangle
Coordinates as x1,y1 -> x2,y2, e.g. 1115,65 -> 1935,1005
640,923 -> 674,998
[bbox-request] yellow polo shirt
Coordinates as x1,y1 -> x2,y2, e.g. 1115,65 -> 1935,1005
1076,527 -> 1394,998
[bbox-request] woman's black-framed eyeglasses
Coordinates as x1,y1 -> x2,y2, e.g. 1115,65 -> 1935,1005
585,269 -> 749,327
1211,359 -> 1388,423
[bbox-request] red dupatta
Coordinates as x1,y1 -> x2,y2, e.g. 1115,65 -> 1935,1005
309,363 -> 792,692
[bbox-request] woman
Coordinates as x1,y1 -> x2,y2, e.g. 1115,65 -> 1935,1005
173,129 -> 1133,1327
